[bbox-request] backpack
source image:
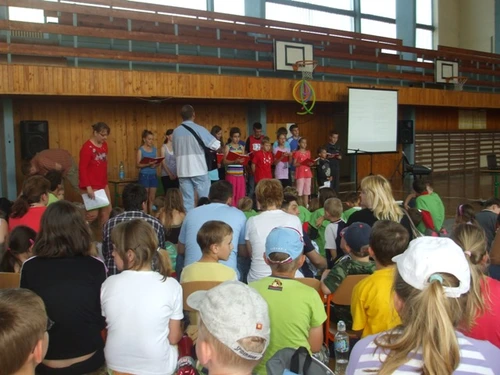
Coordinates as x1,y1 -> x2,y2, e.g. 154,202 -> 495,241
266,347 -> 334,375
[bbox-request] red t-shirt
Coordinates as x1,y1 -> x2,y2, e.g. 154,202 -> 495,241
9,206 -> 46,233
293,150 -> 313,179
79,140 -> 108,190
252,150 -> 273,183
463,277 -> 500,348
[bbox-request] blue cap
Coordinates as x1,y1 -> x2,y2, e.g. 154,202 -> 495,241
341,222 -> 372,253
265,227 -> 304,261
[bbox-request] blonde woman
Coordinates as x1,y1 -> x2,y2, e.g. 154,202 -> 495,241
452,223 -> 500,348
347,236 -> 500,374
347,175 -> 412,238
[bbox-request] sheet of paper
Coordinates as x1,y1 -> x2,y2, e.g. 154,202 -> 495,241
322,181 -> 331,188
82,189 -> 110,211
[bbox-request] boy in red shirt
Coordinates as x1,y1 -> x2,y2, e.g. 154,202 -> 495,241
252,137 -> 273,184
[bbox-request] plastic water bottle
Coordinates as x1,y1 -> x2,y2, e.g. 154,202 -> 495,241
119,161 -> 125,180
334,320 -> 349,375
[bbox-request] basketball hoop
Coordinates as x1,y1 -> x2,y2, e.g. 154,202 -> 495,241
444,76 -> 468,91
292,60 -> 317,81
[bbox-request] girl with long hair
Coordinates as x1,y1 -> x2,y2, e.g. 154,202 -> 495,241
292,137 -> 313,207
157,188 -> 186,245
20,200 -> 107,374
224,127 -> 246,207
136,129 -> 159,213
79,121 -> 112,226
0,225 -> 36,272
9,175 -> 50,233
452,223 -> 500,347
455,203 -> 479,226
102,219 -> 182,375
160,128 -> 179,192
347,236 -> 500,374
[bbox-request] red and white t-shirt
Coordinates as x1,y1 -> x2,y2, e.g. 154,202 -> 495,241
79,140 -> 108,190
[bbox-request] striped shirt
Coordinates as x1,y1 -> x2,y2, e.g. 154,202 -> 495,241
226,143 -> 245,176
347,331 -> 500,375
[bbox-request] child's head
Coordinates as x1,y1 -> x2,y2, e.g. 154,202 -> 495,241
197,221 -> 234,261
237,196 -> 254,212
318,187 -> 336,206
317,146 -> 327,159
343,191 -> 360,207
141,129 -> 154,146
229,127 -> 241,145
0,288 -> 49,374
265,227 -> 305,274
44,170 -> 63,194
385,237 -> 471,374
109,206 -> 124,220
483,197 -> 500,213
407,207 -> 422,227
165,188 -> 185,212
111,219 -> 171,278
308,197 -> 319,212
329,130 -> 339,144
324,197 -> 343,220
340,222 -> 371,257
298,137 -> 307,150
369,220 -> 409,267
261,136 -> 271,152
455,203 -> 477,225
283,186 -> 299,198
0,226 -> 36,272
281,193 -> 299,216
197,197 -> 211,207
188,281 -> 270,374
412,179 -> 428,195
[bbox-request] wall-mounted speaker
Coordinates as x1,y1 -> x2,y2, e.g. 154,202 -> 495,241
397,120 -> 414,145
20,120 -> 49,160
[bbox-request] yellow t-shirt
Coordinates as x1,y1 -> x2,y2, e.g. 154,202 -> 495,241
351,266 -> 401,338
180,262 -> 237,283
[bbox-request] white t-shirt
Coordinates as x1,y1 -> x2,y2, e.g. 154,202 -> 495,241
101,271 -> 183,375
245,210 -> 303,283
324,221 -> 343,250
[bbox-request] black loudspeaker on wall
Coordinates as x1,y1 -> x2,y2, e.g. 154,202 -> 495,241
20,120 -> 49,160
397,120 -> 414,144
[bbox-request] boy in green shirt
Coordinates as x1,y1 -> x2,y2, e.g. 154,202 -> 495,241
250,227 -> 326,375
341,191 -> 361,222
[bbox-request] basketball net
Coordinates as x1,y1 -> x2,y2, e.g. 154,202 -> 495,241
292,60 -> 317,80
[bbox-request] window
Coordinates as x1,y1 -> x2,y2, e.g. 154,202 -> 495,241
416,0 -> 432,26
214,0 -> 245,16
361,19 -> 396,39
266,3 -> 354,31
126,0 -> 206,10
9,7 -> 44,23
360,0 -> 395,19
416,28 -> 433,49
290,0 -> 353,11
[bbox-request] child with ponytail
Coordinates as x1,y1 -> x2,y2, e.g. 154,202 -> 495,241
452,223 -> 500,347
455,203 -> 479,226
0,226 -> 36,272
101,219 -> 183,375
347,236 -> 500,374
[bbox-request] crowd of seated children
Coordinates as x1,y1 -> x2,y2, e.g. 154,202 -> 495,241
340,191 -> 361,222
250,227 -> 326,375
451,223 -> 500,348
321,222 -> 375,330
245,179 -> 303,283
101,219 -> 183,375
180,220 -> 238,283
45,170 -> 64,206
323,197 -> 346,267
281,193 -> 327,277
9,175 -> 50,233
308,187 -> 337,256
0,225 -> 36,273
237,196 -> 257,220
21,200 -> 107,374
475,197 -> 500,250
188,281 -> 270,375
0,288 -> 49,375
351,220 -> 409,338
455,203 -> 479,226
348,236 -> 500,374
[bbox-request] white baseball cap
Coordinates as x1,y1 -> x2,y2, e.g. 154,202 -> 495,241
187,281 -> 270,360
392,236 -> 470,298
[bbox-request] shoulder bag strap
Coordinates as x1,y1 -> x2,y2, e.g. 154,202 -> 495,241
181,124 -> 207,151
401,207 -> 424,238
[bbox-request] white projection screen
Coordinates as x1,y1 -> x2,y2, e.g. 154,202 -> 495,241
347,88 -> 398,154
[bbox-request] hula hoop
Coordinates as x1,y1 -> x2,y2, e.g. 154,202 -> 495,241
293,79 -> 316,115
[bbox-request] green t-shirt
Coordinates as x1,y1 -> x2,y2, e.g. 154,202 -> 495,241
250,277 -> 327,375
341,207 -> 361,223
415,192 -> 445,233
243,210 -> 258,220
308,208 -> 330,256
298,205 -> 311,224
47,192 -> 59,206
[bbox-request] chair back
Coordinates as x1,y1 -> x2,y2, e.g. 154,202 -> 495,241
330,274 -> 369,306
181,281 -> 222,311
295,277 -> 325,301
0,272 -> 20,289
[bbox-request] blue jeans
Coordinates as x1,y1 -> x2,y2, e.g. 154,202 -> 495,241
179,174 -> 210,212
